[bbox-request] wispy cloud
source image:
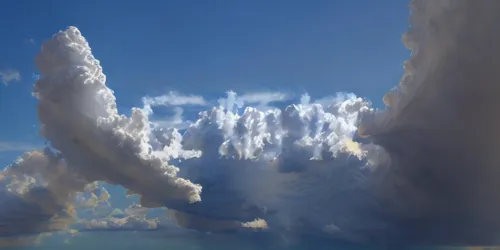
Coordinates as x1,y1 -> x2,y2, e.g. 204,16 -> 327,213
238,91 -> 290,105
0,69 -> 21,86
142,92 -> 207,128
142,92 -> 207,107
218,91 -> 291,111
152,107 -> 192,130
0,141 -> 38,152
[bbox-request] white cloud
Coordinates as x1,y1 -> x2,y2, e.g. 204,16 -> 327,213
79,216 -> 160,231
141,92 -> 208,123
144,91 -> 290,130
217,91 -> 290,112
0,150 -> 89,241
142,91 -> 207,107
0,69 -> 21,85
33,27 -> 202,207
238,91 -> 290,105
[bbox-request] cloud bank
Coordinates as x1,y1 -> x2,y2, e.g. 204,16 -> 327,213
3,0 -> 500,247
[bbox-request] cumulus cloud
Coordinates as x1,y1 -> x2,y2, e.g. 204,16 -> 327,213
145,91 -> 290,130
76,203 -> 161,232
0,69 -> 20,85
0,150 -> 86,241
4,0 -> 500,247
79,216 -> 160,231
21,25 -> 383,243
74,183 -> 112,214
124,203 -> 150,218
33,27 -> 202,208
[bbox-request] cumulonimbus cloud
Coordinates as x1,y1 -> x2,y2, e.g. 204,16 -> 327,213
3,0 -> 500,247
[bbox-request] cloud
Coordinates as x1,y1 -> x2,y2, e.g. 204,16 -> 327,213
25,25 -> 382,243
78,216 -> 160,231
0,150 -> 87,240
0,69 -> 20,85
167,210 -> 268,232
75,203 -> 160,232
151,107 -> 192,130
237,91 -> 290,106
142,92 -> 207,109
142,92 -> 207,129
74,183 -> 112,213
0,142 -> 38,152
6,0 -> 500,247
145,91 -> 290,130
217,90 -> 291,112
33,27 -> 202,207
356,0 -> 500,245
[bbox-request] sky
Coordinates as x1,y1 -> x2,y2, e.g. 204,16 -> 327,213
5,0 -> 493,249
0,0 -> 409,167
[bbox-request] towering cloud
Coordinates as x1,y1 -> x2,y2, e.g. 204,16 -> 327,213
357,0 -> 500,245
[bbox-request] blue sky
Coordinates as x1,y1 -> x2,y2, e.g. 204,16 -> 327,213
0,1 -> 409,166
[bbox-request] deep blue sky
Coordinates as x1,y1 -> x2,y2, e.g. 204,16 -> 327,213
0,0 -> 410,167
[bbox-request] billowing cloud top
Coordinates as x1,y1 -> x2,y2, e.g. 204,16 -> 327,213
3,0 -> 500,247
33,26 -> 203,206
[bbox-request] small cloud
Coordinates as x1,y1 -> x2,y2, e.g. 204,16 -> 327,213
218,91 -> 291,111
238,91 -> 290,105
142,92 -> 207,107
0,142 -> 38,152
0,69 -> 21,86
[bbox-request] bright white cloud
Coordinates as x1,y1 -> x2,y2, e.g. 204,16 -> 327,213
0,69 -> 20,85
33,26 -> 202,206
